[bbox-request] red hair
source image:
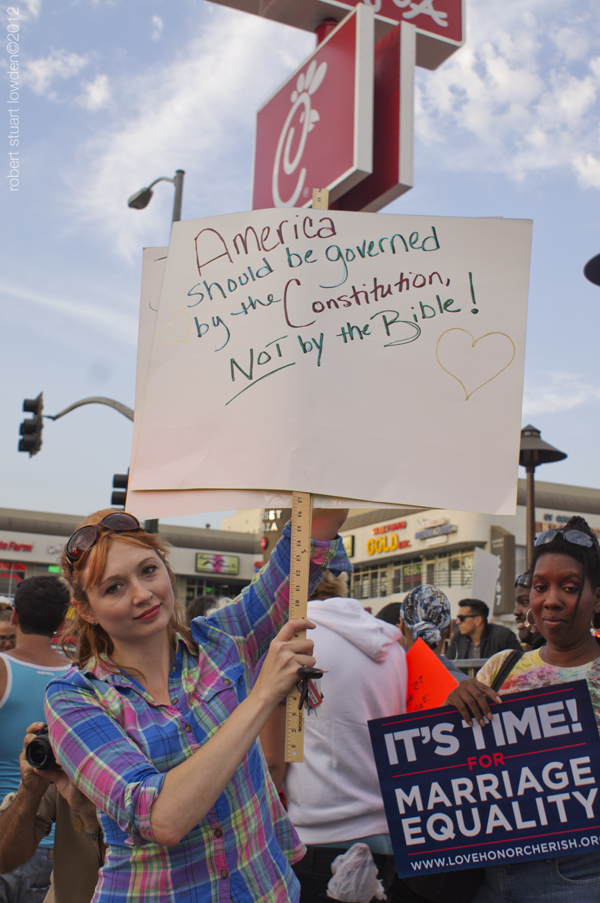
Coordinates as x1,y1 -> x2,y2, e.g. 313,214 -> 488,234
60,509 -> 197,670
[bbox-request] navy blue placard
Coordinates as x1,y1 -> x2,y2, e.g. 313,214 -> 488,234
368,680 -> 600,877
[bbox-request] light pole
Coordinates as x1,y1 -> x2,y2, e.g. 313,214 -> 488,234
127,170 -> 185,532
519,425 -> 567,569
127,169 -> 185,224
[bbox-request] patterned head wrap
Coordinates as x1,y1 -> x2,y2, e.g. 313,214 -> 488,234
400,584 -> 451,650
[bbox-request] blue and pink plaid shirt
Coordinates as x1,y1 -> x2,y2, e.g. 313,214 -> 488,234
45,524 -> 350,903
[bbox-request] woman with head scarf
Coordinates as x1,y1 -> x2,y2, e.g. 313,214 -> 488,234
397,584 -> 468,682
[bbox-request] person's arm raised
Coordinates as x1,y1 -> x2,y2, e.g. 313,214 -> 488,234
311,508 -> 348,541
150,617 -> 315,845
208,508 -> 350,667
47,619 -> 316,847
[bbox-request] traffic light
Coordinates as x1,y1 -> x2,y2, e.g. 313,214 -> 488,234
111,471 -> 129,508
18,394 -> 44,457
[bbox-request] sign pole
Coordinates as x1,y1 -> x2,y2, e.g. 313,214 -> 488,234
284,190 -> 329,764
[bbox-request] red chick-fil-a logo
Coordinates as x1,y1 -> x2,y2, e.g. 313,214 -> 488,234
362,0 -> 448,28
271,59 -> 327,208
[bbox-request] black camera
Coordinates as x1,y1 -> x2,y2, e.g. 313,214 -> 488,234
25,728 -> 56,771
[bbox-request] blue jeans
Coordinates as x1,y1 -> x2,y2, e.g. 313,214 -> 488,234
0,849 -> 53,903
472,853 -> 600,903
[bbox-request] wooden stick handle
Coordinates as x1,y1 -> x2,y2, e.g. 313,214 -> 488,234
284,188 -> 329,764
284,491 -> 313,763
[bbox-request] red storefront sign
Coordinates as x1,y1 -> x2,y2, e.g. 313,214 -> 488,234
205,0 -> 464,69
337,20 -> 414,211
252,5 -> 374,209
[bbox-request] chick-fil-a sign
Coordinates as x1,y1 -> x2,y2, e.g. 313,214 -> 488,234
343,0 -> 462,46
369,681 -> 600,877
252,5 -> 374,210
205,0 -> 463,70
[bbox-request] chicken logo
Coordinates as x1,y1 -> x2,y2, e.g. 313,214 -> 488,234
271,60 -> 327,207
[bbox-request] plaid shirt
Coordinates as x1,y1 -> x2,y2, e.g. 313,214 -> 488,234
45,524 -> 350,903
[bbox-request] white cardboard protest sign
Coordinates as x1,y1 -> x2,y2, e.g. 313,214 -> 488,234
128,247 -> 403,519
129,210 -> 532,516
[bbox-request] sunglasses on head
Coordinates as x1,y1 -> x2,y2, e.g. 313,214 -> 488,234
515,574 -> 531,588
65,513 -> 142,582
534,529 -> 595,549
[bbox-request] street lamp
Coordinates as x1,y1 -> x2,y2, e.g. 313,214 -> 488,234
127,170 -> 185,224
519,425 -> 567,569
584,253 -> 600,287
127,170 -> 185,533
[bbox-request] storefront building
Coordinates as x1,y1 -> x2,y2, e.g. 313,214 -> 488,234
340,478 -> 600,624
0,508 -> 262,604
4,476 -> 600,625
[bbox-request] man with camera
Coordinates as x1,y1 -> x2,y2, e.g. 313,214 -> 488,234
0,722 -> 102,903
0,577 -> 71,901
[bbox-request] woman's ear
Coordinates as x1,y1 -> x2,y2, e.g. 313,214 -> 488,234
594,587 -> 600,612
398,618 -> 413,649
72,600 -> 95,625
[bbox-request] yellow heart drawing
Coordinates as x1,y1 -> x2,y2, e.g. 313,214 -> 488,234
436,328 -> 516,401
158,310 -> 191,345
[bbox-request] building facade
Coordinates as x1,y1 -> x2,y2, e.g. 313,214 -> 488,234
3,477 -> 600,625
0,508 -> 263,604
340,478 -> 600,623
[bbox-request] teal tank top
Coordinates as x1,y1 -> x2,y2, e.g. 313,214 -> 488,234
0,653 -> 70,849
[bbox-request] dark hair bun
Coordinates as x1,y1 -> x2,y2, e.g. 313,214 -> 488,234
566,515 -> 591,532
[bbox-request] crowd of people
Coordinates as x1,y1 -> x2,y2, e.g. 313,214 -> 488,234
0,510 -> 599,902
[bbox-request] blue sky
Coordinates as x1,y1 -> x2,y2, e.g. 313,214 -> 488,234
2,0 -> 600,526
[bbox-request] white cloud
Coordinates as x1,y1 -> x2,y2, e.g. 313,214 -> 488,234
78,74 -> 111,110
552,26 -> 590,61
61,0 -> 600,268
1,282 -> 138,345
67,12 -> 313,260
522,372 -> 600,416
23,49 -> 89,96
19,0 -> 43,20
415,0 -> 600,187
573,152 -> 600,188
151,15 -> 163,41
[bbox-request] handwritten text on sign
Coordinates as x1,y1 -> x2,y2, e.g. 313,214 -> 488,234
368,681 -> 600,877
131,210 -> 532,515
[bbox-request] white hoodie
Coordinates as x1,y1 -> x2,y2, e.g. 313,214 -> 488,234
283,597 -> 407,845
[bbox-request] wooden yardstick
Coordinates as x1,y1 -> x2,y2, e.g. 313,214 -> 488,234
284,188 -> 329,764
284,490 -> 313,762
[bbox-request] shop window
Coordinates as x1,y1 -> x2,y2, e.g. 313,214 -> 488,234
420,552 -> 473,588
436,556 -> 449,586
351,566 -> 390,600
185,577 -> 248,604
515,545 -> 527,580
0,561 -> 26,599
448,553 -> 473,586
36,565 -> 63,576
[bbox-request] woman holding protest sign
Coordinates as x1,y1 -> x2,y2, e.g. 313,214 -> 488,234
43,507 -> 350,903
448,515 -> 600,901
